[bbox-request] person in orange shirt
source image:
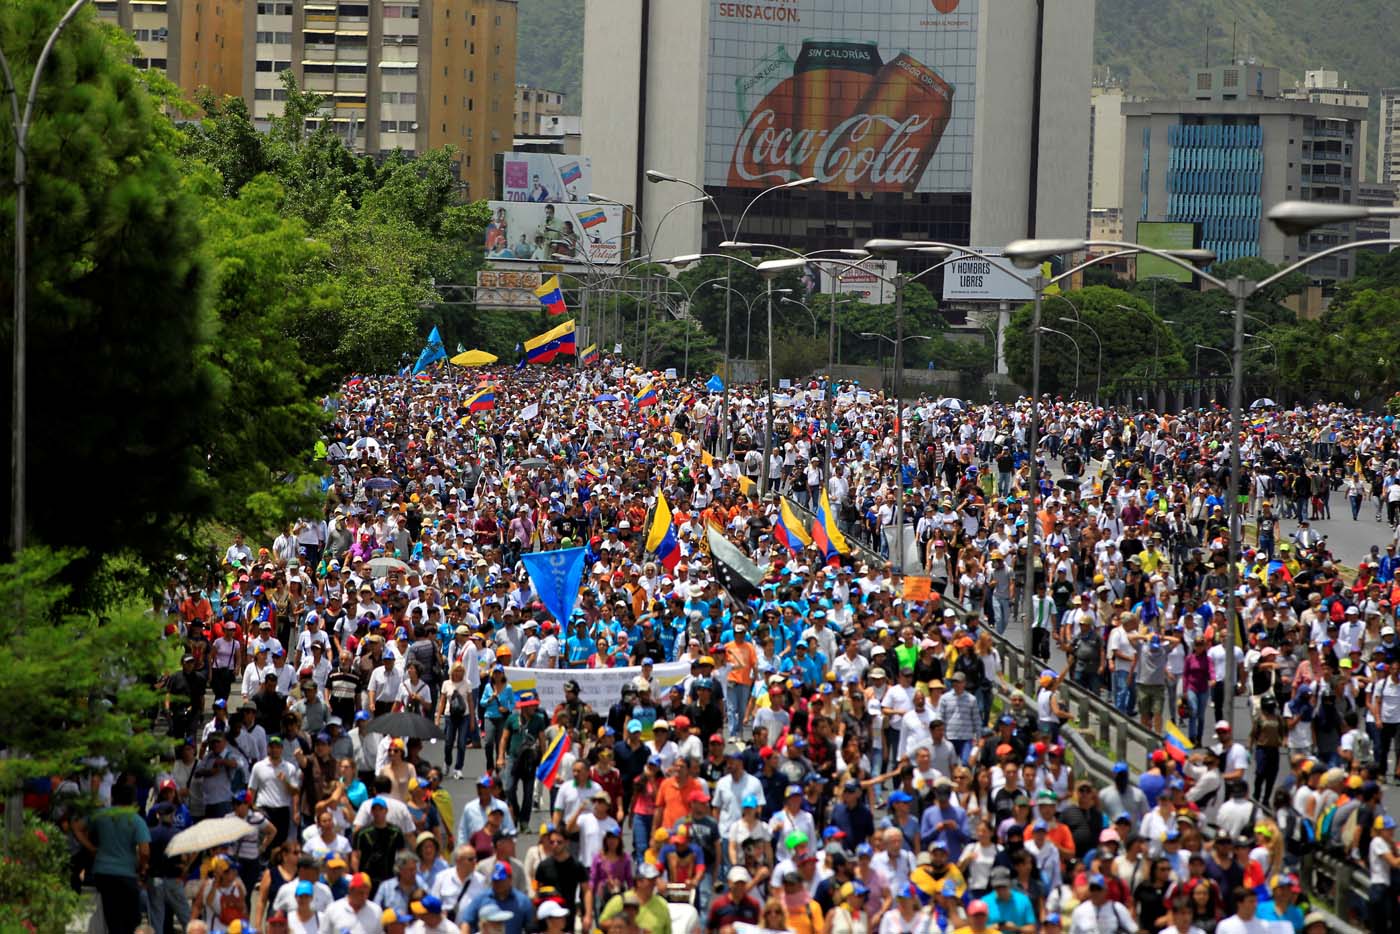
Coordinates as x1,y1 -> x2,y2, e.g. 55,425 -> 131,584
724,622 -> 758,738
654,755 -> 703,835
1023,790 -> 1074,859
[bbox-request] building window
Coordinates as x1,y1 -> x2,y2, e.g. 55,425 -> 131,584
400,92 -> 416,105
256,2 -> 292,13
381,120 -> 396,132
398,120 -> 415,132
467,97 -> 473,111
255,88 -> 273,100
256,59 -> 275,72
1196,72 -> 1211,91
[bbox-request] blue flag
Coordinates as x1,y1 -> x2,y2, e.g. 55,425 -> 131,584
706,374 -> 725,393
412,326 -> 447,375
520,546 -> 588,626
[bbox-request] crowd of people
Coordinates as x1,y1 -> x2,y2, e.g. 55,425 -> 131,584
48,362 -> 1400,934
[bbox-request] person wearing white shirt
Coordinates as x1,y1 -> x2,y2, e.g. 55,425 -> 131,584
367,655 -> 404,715
1068,875 -> 1137,934
248,740 -> 302,844
242,648 -> 275,699
712,757 -> 765,839
898,693 -> 934,762
550,761 -> 603,830
456,777 -> 517,847
273,876 -> 334,915
431,846 -> 489,918
352,786 -> 417,837
1214,888 -> 1272,934
573,791 -> 621,868
322,879 -> 383,934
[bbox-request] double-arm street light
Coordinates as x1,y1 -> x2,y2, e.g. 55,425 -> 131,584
649,172 -> 817,451
1051,295 -> 1103,404
1003,198 -> 1400,705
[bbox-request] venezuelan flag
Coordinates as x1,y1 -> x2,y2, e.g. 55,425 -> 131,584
560,161 -> 582,186
774,497 -> 813,558
578,208 -> 607,230
646,492 -> 682,572
634,382 -> 658,408
534,276 -> 567,316
525,320 -> 577,364
535,729 -> 571,788
465,386 -> 496,412
580,343 -> 599,366
811,490 -> 849,565
1163,720 -> 1193,764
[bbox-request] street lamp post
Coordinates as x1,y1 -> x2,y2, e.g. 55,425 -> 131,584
1039,327 -> 1081,398
649,172 -> 816,453
0,0 -> 92,555
1005,205 -> 1400,721
1056,312 -> 1102,404
779,296 -> 820,338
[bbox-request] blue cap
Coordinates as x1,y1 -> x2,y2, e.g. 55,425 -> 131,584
940,880 -> 958,897
888,790 -> 913,805
785,784 -> 804,798
1165,829 -> 1181,841
741,794 -> 759,809
648,755 -> 664,767
490,862 -> 512,882
929,839 -> 947,850
1045,913 -> 1061,926
856,843 -> 874,857
851,881 -> 869,898
355,710 -> 371,722
1032,820 -> 1049,831
371,796 -> 388,809
627,719 -> 643,734
642,657 -> 655,666
295,881 -> 315,897
420,895 -> 443,914
477,775 -> 494,787
999,715 -> 1016,725
1088,873 -> 1106,888
213,698 -> 227,708
1112,761 -> 1129,774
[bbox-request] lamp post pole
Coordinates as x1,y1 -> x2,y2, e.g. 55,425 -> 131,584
0,0 -> 92,555
1224,276 -> 1247,700
1024,277 -> 1044,679
892,273 -> 907,574
761,277 -> 775,495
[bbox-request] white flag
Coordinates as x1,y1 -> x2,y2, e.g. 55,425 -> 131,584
519,402 -> 540,422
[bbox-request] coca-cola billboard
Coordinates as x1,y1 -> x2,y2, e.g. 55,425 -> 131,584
706,0 -> 978,194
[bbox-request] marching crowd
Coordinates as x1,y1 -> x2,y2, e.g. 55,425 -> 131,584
51,362 -> 1400,934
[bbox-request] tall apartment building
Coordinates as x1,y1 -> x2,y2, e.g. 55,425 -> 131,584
1378,89 -> 1400,184
95,0 -> 516,201
1122,63 -> 1368,282
514,83 -> 563,136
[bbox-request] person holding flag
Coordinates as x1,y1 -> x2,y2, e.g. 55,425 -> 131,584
646,492 -> 681,573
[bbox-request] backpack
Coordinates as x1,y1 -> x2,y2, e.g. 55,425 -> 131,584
1316,801 -> 1340,841
448,686 -> 467,718
1283,806 -> 1317,856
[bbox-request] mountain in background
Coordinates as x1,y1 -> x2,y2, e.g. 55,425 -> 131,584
516,0 -> 1400,170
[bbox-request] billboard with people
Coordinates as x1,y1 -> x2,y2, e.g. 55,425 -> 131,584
499,152 -> 592,202
705,0 -> 979,194
483,201 -> 627,266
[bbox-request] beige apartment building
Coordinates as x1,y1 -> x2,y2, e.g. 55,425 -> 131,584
95,0 -> 516,200
513,83 -> 563,136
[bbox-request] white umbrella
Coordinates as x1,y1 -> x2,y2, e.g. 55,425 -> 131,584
1250,398 -> 1277,410
936,398 -> 964,411
368,556 -> 410,578
166,817 -> 258,856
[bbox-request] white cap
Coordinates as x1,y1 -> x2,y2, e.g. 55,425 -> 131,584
1385,627 -> 1397,637
537,902 -> 569,920
728,866 -> 753,884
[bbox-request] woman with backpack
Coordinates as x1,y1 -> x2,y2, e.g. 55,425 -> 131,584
435,662 -> 471,780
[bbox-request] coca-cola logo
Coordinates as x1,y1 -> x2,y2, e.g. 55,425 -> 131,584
732,108 -> 931,188
931,0 -> 960,12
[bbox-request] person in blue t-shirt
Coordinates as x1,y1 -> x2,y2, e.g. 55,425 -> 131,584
982,866 -> 1036,931
1256,873 -> 1306,932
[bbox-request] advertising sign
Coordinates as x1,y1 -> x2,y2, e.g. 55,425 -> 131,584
483,201 -> 627,266
476,269 -> 544,310
706,0 -> 979,194
500,152 -> 592,202
503,660 -> 690,723
819,258 -> 895,304
1135,222 -> 1197,284
941,251 -> 1035,302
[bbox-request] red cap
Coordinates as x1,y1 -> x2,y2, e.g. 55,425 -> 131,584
349,872 -> 372,890
759,745 -> 774,759
1151,749 -> 1168,764
709,733 -> 724,744
673,715 -> 691,730
687,789 -> 711,804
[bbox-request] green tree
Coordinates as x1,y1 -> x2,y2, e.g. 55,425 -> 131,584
193,170 -> 330,533
182,91 -> 270,196
0,548 -> 178,787
1003,286 -> 1186,396
0,3 -> 220,601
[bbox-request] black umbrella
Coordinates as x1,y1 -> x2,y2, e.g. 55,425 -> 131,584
520,457 -> 550,468
365,712 -> 444,741
365,477 -> 399,492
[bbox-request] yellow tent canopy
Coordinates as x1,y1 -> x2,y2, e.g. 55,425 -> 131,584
449,349 -> 498,366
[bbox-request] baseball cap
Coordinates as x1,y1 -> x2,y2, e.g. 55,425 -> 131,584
636,862 -> 661,879
537,902 -> 569,920
966,900 -> 989,916
728,866 -> 753,884
348,872 -> 372,890
295,881 -> 315,897
490,862 -> 513,881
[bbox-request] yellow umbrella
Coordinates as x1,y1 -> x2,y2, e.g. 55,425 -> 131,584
449,349 -> 498,366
